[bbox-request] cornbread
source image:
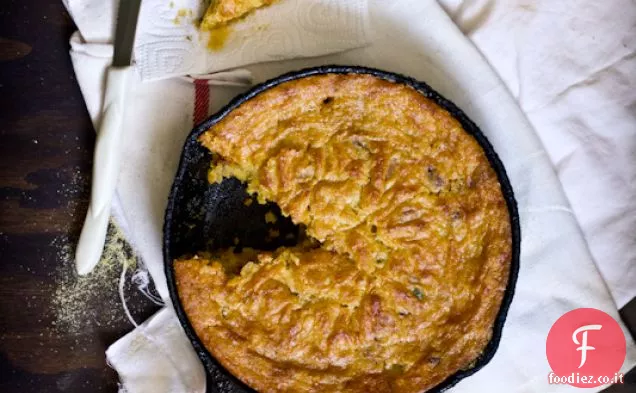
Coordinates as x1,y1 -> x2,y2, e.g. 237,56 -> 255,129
175,73 -> 512,393
201,0 -> 277,30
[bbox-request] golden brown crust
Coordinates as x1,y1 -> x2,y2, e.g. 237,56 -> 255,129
175,74 -> 512,393
201,0 -> 277,30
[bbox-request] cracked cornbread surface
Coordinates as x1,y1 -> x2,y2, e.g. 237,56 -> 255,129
174,73 -> 512,393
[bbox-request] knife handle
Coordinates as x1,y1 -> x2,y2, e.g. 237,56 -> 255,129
75,66 -> 131,275
92,66 -> 131,214
75,202 -> 112,275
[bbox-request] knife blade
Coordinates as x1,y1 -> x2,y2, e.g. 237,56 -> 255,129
113,0 -> 143,67
75,0 -> 142,275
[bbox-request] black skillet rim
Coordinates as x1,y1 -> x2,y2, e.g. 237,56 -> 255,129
164,65 -> 521,393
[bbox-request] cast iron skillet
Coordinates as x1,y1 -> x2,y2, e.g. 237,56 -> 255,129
164,65 -> 521,393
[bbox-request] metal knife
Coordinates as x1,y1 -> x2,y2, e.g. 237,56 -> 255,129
75,0 -> 143,275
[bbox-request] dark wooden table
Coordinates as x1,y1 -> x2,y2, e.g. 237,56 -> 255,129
0,1 -> 634,392
0,1 -> 160,391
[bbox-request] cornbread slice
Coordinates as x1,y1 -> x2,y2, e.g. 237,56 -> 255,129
201,0 -> 277,30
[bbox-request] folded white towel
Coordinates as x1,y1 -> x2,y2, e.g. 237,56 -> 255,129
106,307 -> 206,393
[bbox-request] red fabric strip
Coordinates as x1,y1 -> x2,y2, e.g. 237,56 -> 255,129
193,79 -> 210,126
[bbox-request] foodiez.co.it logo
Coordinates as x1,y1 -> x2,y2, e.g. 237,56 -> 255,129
546,308 -> 627,388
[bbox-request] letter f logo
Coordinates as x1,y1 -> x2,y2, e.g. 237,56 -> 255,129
572,324 -> 602,368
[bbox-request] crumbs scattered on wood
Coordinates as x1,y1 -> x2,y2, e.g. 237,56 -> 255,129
51,220 -> 140,335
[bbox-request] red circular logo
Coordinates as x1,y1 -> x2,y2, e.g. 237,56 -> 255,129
546,308 -> 626,387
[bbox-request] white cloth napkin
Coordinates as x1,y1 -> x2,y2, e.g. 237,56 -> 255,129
106,307 -> 206,393
440,0 -> 636,314
65,0 -> 636,392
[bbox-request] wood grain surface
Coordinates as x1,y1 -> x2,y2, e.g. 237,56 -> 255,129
0,1 -> 160,392
0,1 -> 633,392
